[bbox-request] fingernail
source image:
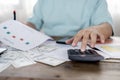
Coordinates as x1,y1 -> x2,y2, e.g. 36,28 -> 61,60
91,44 -> 94,48
65,40 -> 68,44
102,40 -> 105,43
72,43 -> 76,46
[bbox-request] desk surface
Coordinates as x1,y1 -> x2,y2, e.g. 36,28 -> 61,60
0,37 -> 120,80
0,62 -> 120,80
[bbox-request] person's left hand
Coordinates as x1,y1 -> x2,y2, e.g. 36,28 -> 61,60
66,26 -> 105,51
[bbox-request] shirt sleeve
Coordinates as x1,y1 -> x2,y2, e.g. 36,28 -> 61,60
91,0 -> 113,27
27,0 -> 43,31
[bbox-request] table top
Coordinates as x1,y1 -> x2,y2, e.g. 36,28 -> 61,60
0,62 -> 120,80
0,37 -> 120,80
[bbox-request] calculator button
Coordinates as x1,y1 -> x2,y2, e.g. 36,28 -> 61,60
74,49 -> 80,53
85,50 -> 92,55
68,49 -> 79,55
88,49 -> 98,55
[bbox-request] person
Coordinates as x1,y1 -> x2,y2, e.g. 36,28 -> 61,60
26,0 -> 114,51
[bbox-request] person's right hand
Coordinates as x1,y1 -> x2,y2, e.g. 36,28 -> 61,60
66,23 -> 112,51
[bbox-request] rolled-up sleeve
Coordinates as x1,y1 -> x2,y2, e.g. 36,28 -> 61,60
91,0 -> 113,27
27,0 -> 43,31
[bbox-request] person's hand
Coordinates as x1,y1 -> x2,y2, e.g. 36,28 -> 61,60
66,23 -> 113,51
66,27 -> 105,51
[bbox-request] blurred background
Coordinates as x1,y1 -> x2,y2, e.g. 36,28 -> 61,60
0,0 -> 120,36
0,0 -> 37,22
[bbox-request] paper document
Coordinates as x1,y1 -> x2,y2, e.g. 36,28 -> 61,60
35,56 -> 65,66
1,51 -> 20,60
0,20 -> 51,51
12,54 -> 36,68
96,44 -> 120,58
0,62 -> 11,72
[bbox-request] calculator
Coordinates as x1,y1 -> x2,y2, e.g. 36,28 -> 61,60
68,49 -> 104,62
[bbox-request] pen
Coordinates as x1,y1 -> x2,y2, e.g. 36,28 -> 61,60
13,10 -> 16,20
56,37 -> 71,45
56,41 -> 66,44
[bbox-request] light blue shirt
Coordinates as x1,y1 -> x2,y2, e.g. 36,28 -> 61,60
28,0 -> 113,37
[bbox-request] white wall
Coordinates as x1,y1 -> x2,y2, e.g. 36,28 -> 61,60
107,0 -> 120,36
0,0 -> 37,22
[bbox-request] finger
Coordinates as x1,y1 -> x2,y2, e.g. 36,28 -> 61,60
72,31 -> 83,47
90,32 -> 97,48
99,33 -> 105,43
66,37 -> 74,44
81,32 -> 90,51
